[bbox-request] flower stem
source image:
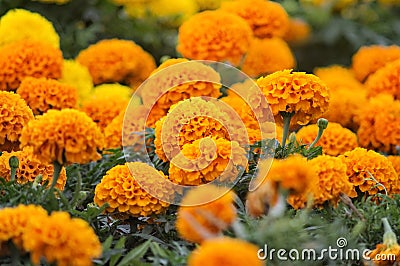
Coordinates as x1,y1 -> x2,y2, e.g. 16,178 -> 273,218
49,161 -> 62,191
280,111 -> 294,149
382,217 -> 398,247
9,156 -> 19,182
308,118 -> 328,150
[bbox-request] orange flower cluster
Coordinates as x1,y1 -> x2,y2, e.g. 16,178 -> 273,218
220,0 -> 289,39
20,109 -> 104,165
365,58 -> 400,100
176,185 -> 237,243
339,148 -> 399,197
296,122 -> 358,156
17,77 -> 78,115
357,94 -> 400,154
177,10 -> 252,66
256,69 -> 330,126
94,163 -> 170,217
0,91 -> 34,151
168,137 -> 247,186
0,40 -> 63,91
0,147 -> 67,190
76,39 -> 156,87
388,156 -> 400,176
351,45 -> 400,82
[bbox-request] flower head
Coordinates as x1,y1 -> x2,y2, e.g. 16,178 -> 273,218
94,162 -> 170,217
314,65 -> 364,91
17,77 -> 78,115
256,69 -> 330,126
22,211 -> 102,266
0,9 -> 59,48
76,39 -> 156,87
0,147 -> 67,190
0,40 -> 63,91
388,156 -> 400,176
187,237 -> 262,266
220,0 -> 289,38
365,58 -> 400,100
246,180 -> 280,217
241,37 -> 296,78
283,18 -> 311,45
195,0 -> 232,10
20,109 -> 104,165
177,10 -> 252,66
339,148 -> 399,197
0,91 -> 34,150
296,122 -> 358,156
176,186 -> 237,243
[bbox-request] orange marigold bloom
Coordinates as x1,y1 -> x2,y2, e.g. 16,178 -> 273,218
16,77 -> 78,115
168,137 -> 247,186
351,45 -> 400,82
176,186 -> 237,243
256,69 -> 330,126
94,162 -> 170,217
246,179 -> 280,217
287,155 -> 353,209
339,148 -> 399,197
177,10 -> 252,66
314,65 -> 364,91
357,94 -> 400,154
296,122 -> 358,156
0,40 -> 63,91
22,211 -> 102,266
241,37 -> 296,78
20,109 -> 104,165
388,156 -> 400,176
283,18 -> 311,45
366,243 -> 400,266
365,58 -> 400,100
0,205 -> 48,249
76,39 -> 156,87
0,91 -> 34,151
0,147 -> 67,190
220,0 -> 289,38
188,237 -> 262,266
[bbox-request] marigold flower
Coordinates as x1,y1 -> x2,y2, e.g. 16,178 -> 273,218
220,0 -> 289,38
388,156 -> 400,176
296,122 -> 358,156
76,39 -> 156,87
0,40 -> 63,91
365,58 -> 400,100
357,94 -> 400,154
94,162 -> 171,216
20,109 -> 104,165
195,0 -> 232,10
339,148 -> 399,197
0,205 -> 48,249
176,186 -> 237,243
177,10 -> 252,66
314,65 -> 364,91
351,45 -> 400,82
58,59 -> 94,104
0,147 -> 67,190
241,37 -> 296,78
0,91 -> 34,151
22,211 -> 102,266
283,18 -> 311,45
187,237 -> 262,266
169,137 -> 247,186
0,9 -> 60,48
16,77 -> 78,115
256,69 -> 330,126
246,179 -> 280,217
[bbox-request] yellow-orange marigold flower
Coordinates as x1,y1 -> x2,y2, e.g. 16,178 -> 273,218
20,109 -> 104,165
195,0 -> 232,10
296,122 -> 358,156
241,37 -> 296,78
94,162 -> 170,216
0,205 -> 48,249
168,137 -> 247,186
0,91 -> 34,151
76,39 -> 156,87
366,243 -> 400,266
17,77 -> 78,115
351,45 -> 400,82
246,180 -> 280,217
220,0 -> 289,38
314,65 -> 364,91
176,186 -> 237,243
365,58 -> 400,100
357,94 -> 400,154
339,148 -> 399,197
22,211 -> 102,266
256,69 -> 330,126
0,40 -> 63,91
0,9 -> 60,48
388,156 -> 400,176
177,10 -> 252,66
283,18 -> 311,45
0,147 -> 67,190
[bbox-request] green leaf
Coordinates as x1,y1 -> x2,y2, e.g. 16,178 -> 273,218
110,237 -> 127,266
116,240 -> 152,266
